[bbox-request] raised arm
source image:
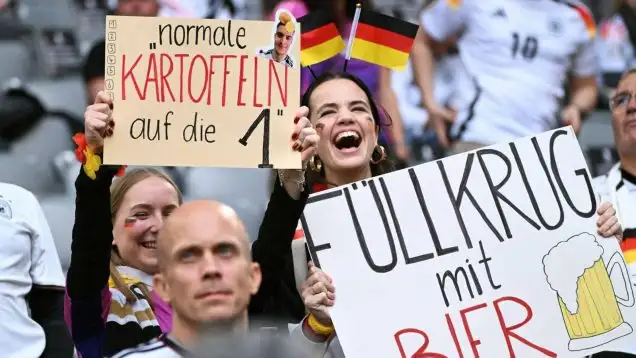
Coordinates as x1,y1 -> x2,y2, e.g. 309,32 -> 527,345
64,91 -> 120,357
249,106 -> 317,316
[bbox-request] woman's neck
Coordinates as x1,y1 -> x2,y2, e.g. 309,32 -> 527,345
324,165 -> 372,187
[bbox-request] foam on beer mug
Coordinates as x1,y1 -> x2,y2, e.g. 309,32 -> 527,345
542,233 -> 604,314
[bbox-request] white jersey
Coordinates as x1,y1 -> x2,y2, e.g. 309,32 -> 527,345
258,48 -> 295,68
0,183 -> 65,358
111,336 -> 185,358
420,0 -> 598,145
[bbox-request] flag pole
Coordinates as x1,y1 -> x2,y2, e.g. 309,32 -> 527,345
343,2 -> 362,73
308,65 -> 317,80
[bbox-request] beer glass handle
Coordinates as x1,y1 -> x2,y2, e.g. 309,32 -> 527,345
607,252 -> 636,307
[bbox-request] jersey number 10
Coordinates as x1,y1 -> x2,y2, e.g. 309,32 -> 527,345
511,33 -> 539,60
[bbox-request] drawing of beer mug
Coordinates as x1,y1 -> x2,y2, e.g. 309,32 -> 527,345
543,233 -> 635,351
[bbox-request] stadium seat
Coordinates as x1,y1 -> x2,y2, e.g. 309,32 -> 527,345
184,168 -> 274,241
0,116 -> 72,195
39,194 -> 75,273
0,40 -> 32,85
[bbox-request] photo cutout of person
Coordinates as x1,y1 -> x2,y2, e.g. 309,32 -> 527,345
258,9 -> 297,68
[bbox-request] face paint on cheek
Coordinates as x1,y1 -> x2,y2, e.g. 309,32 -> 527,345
124,217 -> 137,228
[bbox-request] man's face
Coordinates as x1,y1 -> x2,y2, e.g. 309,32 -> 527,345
274,24 -> 293,57
611,72 -> 636,155
116,0 -> 159,17
155,204 -> 261,326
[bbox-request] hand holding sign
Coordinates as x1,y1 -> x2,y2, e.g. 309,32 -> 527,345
291,106 -> 319,166
301,262 -> 335,326
596,202 -> 622,242
85,90 -> 115,153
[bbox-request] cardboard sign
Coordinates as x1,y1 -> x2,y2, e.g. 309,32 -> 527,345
300,127 -> 636,357
102,14 -> 301,169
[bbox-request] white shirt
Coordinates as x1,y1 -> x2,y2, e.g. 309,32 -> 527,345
0,183 -> 66,358
112,336 -> 184,358
596,15 -> 636,84
420,0 -> 598,145
593,164 -> 636,355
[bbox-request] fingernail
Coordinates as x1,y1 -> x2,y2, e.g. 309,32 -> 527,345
292,143 -> 299,151
109,103 -> 114,110
291,133 -> 298,140
294,117 -> 299,124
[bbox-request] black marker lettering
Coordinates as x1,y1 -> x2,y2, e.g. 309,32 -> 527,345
549,130 -> 596,218
510,141 -> 564,230
476,149 -> 540,239
344,183 -> 397,274
380,177 -> 434,265
477,240 -> 501,290
408,168 -> 456,257
437,154 -> 505,249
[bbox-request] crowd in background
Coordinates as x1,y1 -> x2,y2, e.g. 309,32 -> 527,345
0,0 -> 635,357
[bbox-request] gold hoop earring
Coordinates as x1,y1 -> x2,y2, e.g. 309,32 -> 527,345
370,145 -> 386,164
309,156 -> 322,172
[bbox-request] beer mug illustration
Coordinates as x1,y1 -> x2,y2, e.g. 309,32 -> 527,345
543,233 -> 635,351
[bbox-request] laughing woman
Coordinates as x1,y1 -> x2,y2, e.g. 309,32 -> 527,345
249,71 -> 392,327
249,71 -> 627,354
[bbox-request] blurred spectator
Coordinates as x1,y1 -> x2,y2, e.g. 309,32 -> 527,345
413,0 -> 599,154
82,39 -> 105,105
597,0 -> 636,106
591,68 -> 636,358
0,183 -> 73,357
111,0 -> 160,16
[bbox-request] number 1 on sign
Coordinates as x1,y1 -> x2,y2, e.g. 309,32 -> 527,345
239,108 -> 273,168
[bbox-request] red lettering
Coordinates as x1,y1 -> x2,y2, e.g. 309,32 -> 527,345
159,53 -> 175,102
222,55 -> 236,107
394,328 -> 447,358
493,296 -> 556,357
187,54 -> 208,103
174,54 -> 188,103
206,55 -> 223,106
121,54 -> 143,100
460,303 -> 488,357
445,313 -> 464,358
252,56 -> 262,107
142,53 -> 159,101
268,61 -> 288,106
237,55 -> 248,106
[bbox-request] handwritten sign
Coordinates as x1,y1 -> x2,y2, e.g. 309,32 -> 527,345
300,127 -> 636,357
102,15 -> 301,168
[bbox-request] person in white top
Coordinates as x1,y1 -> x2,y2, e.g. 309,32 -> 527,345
591,68 -> 636,358
412,0 -> 599,154
0,183 -> 72,357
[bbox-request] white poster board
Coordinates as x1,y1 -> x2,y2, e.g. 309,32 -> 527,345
300,127 -> 636,358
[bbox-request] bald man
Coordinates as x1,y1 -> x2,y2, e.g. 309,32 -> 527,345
112,201 -> 262,357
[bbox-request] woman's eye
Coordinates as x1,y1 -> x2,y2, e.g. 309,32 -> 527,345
133,212 -> 149,219
320,110 -> 335,117
352,106 -> 367,112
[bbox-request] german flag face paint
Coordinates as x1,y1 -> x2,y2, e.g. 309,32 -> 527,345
124,217 -> 137,228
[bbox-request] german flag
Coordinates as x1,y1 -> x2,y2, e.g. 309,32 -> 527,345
350,10 -> 419,70
298,10 -> 345,67
621,229 -> 636,266
565,2 -> 596,38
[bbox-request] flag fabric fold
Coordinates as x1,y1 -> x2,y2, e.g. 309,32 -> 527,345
298,10 -> 345,67
350,10 -> 419,70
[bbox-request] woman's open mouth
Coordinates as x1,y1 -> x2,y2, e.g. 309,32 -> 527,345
333,130 -> 362,153
140,241 -> 157,249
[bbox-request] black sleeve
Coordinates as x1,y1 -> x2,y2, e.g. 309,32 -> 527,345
28,287 -> 74,358
66,165 -> 118,299
249,176 -> 309,316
